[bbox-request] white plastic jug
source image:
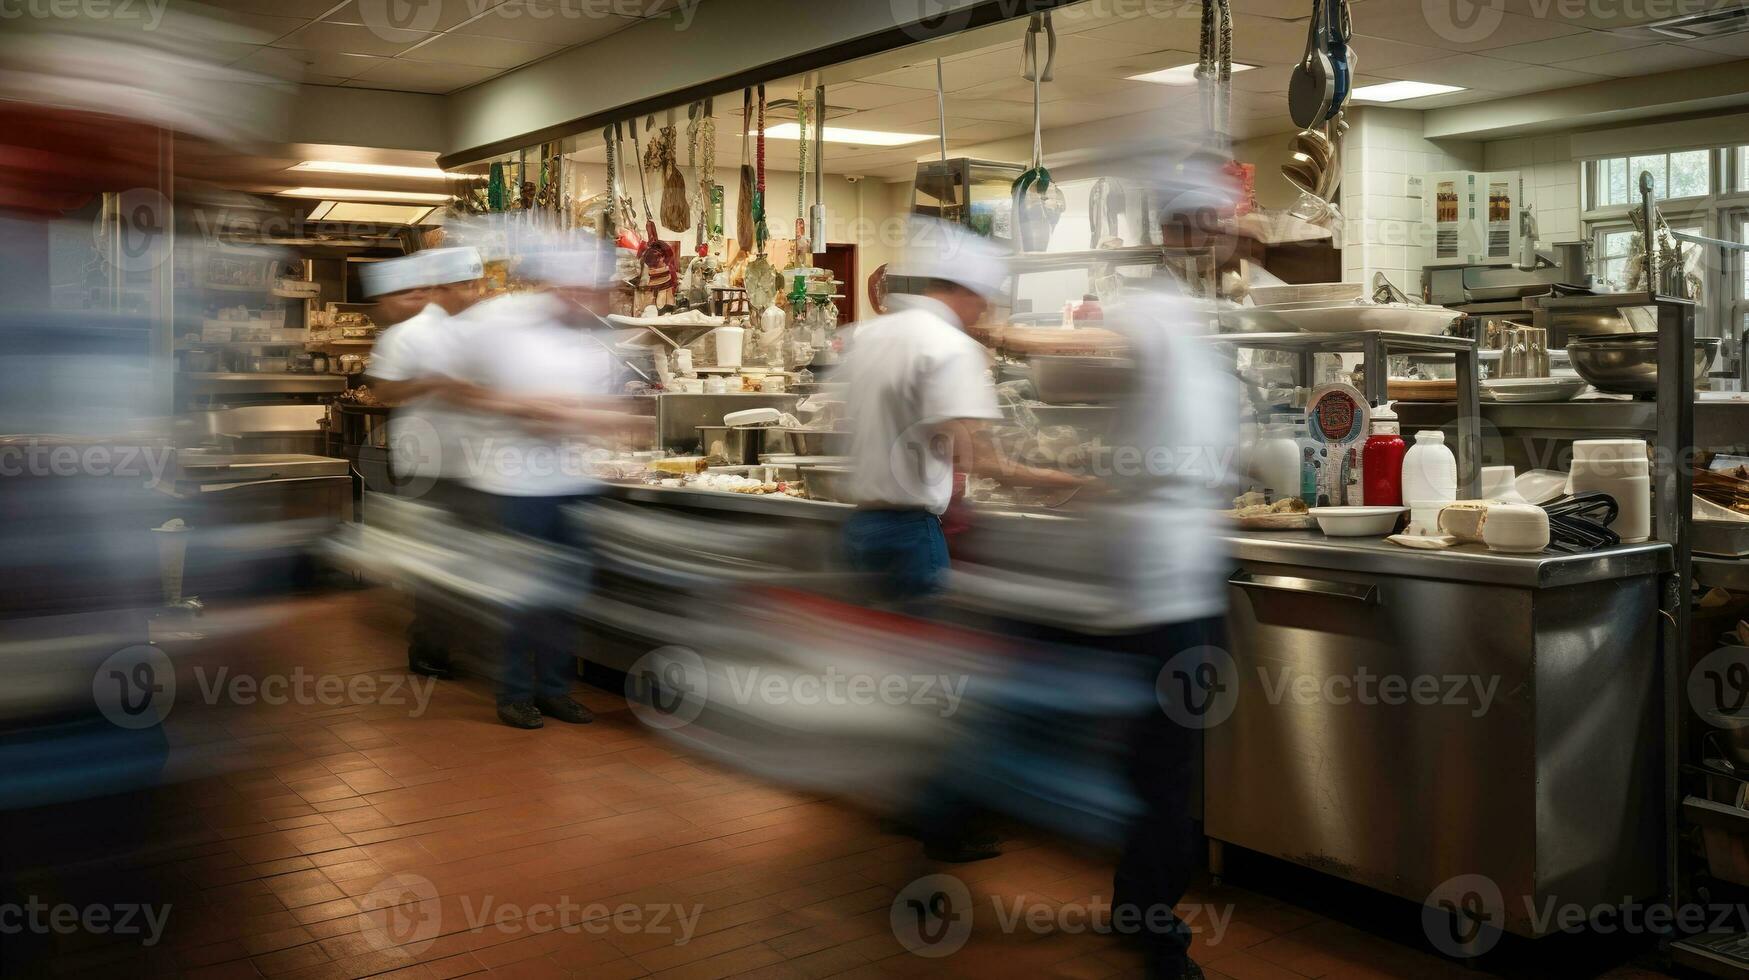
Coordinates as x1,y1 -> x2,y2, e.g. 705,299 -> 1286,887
1402,430 -> 1457,531
713,325 -> 745,368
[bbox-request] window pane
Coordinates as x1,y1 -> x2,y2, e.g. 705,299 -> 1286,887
1739,147 -> 1749,192
1602,229 -> 1636,259
1629,155 -> 1668,201
1670,150 -> 1710,198
1742,223 -> 1749,299
1607,158 -> 1629,206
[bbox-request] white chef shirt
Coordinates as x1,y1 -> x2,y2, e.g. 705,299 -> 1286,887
369,303 -> 477,483
451,292 -> 616,497
842,295 -> 1002,515
1088,285 -> 1238,627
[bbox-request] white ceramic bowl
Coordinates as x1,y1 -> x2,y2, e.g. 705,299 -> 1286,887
1309,506 -> 1408,537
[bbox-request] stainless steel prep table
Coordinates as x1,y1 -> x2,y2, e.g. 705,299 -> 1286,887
1210,530 -> 1673,937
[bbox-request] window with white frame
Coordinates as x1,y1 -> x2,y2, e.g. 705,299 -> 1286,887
1589,150 -> 1711,207
1582,144 -> 1749,340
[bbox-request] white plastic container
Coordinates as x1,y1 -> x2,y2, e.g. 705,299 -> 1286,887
1402,430 -> 1457,530
1480,465 -> 1527,503
714,325 -> 745,368
1255,421 -> 1302,505
1483,503 -> 1551,553
1570,463 -> 1651,543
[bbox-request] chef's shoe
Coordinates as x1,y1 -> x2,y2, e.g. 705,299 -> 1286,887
497,701 -> 543,729
408,646 -> 452,680
534,695 -> 594,724
922,830 -> 1001,863
1146,952 -> 1204,980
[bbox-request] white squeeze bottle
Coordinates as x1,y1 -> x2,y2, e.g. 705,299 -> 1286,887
1402,429 -> 1458,533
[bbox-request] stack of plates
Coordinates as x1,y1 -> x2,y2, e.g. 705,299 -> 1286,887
1480,377 -> 1590,402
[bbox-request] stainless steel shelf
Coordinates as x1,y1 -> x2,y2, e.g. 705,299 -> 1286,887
1696,555 -> 1749,592
1394,398 -> 1749,447
1208,330 -> 1474,355
180,373 -> 347,395
1536,291 -> 1695,312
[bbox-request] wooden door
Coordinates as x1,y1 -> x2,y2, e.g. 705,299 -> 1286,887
814,243 -> 857,324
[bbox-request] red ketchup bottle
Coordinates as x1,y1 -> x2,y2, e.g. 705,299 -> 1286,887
1362,402 -> 1408,507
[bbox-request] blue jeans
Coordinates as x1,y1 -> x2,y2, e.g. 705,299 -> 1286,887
493,494 -> 591,706
842,509 -> 950,603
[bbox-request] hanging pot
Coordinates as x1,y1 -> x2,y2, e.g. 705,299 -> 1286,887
1287,0 -> 1334,129
1012,15 -> 1064,252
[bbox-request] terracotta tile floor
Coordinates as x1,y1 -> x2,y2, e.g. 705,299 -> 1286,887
0,590 -> 1683,979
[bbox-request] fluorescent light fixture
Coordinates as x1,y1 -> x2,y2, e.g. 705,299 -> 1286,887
278,187 -> 454,204
1349,80 -> 1465,103
758,123 -> 932,146
290,160 -> 475,180
1128,62 -> 1255,85
306,201 -> 440,224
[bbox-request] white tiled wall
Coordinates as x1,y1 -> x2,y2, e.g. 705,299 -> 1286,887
1482,135 -> 1584,245
1339,107 -> 1483,299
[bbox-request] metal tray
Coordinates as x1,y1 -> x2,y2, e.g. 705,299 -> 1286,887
1694,520 -> 1749,558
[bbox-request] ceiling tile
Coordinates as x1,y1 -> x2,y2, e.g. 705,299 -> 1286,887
200,0 -> 348,18
401,33 -> 563,70
1228,15 -> 1331,67
958,74 -> 1138,103
452,1 -> 636,45
1374,52 -> 1534,88
1230,63 -> 1296,94
1689,34 -> 1749,58
234,46 -> 387,81
944,98 -> 1054,124
320,0 -> 488,32
1353,3 -> 1582,53
1469,62 -> 1609,94
158,5 -> 309,44
274,20 -> 435,57
862,48 -> 1029,91
822,82 -> 931,111
1496,0 -> 1672,30
1553,43 -> 1737,77
1344,35 -> 1462,71
1480,30 -> 1652,64
1059,48 -> 1201,82
344,59 -> 499,93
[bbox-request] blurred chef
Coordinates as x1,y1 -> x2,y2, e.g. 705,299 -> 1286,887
438,236 -> 652,730
987,151 -> 1242,980
841,216 -> 1082,605
361,247 -> 488,679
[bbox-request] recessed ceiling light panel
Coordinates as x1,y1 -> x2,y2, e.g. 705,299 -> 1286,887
757,124 -> 932,146
278,187 -> 454,204
1349,81 -> 1465,103
290,161 -> 476,180
1127,62 -> 1256,86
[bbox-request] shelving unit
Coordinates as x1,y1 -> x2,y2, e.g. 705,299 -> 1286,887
1210,329 -> 1484,498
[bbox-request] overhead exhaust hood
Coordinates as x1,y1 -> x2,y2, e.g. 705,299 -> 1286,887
1618,4 -> 1749,40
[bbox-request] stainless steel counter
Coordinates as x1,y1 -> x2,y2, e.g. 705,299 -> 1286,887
1211,527 -> 1667,937
600,481 -> 851,520
1223,529 -> 1672,588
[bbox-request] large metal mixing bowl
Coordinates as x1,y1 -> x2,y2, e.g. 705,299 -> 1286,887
1567,335 -> 1719,394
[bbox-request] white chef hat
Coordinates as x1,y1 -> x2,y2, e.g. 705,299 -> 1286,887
357,253 -> 428,298
888,215 -> 1012,300
419,246 -> 484,286
519,233 -> 621,289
